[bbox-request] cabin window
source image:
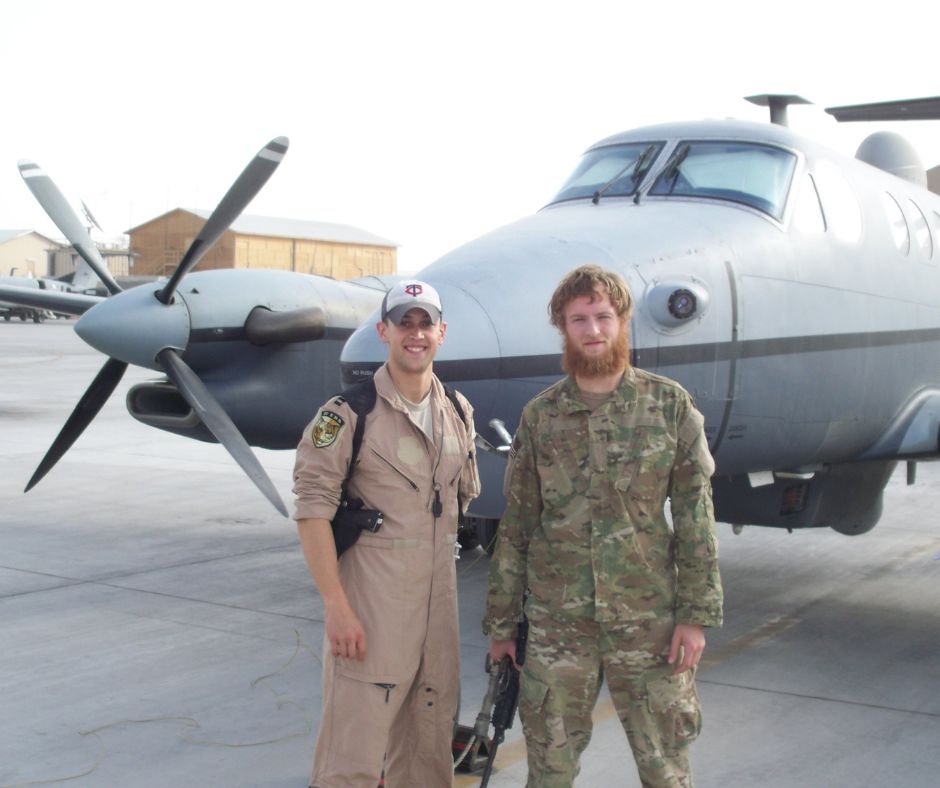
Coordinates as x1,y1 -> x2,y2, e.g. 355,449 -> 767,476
908,200 -> 933,262
648,141 -> 796,218
549,142 -> 665,204
813,161 -> 862,244
792,173 -> 826,234
882,193 -> 910,255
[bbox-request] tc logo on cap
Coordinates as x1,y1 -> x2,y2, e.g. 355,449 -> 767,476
404,283 -> 423,297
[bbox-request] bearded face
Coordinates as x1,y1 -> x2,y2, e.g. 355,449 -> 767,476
561,320 -> 629,378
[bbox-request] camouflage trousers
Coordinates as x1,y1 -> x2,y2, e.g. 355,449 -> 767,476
518,615 -> 701,788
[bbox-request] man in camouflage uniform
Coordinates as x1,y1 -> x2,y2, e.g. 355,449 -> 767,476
483,265 -> 722,787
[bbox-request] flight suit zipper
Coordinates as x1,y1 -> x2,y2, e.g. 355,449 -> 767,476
369,448 -> 419,491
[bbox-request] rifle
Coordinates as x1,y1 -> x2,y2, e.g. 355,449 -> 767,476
479,617 -> 528,787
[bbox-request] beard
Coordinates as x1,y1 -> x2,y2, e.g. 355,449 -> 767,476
561,324 -> 630,379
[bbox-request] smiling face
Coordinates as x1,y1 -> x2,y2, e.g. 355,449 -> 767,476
376,307 -> 447,379
560,288 -> 629,379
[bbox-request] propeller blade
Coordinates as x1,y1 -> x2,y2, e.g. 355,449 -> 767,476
18,161 -> 123,296
156,136 -> 289,305
25,357 -> 128,492
156,348 -> 288,517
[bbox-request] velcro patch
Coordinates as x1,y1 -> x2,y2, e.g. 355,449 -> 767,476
311,410 -> 345,448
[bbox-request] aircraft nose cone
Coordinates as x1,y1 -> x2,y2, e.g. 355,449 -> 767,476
75,284 -> 191,370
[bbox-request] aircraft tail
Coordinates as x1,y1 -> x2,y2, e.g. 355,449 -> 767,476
71,259 -> 99,293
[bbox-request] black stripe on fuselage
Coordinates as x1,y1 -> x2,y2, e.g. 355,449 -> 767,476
424,326 -> 940,382
189,326 -> 356,343
189,324 -> 940,375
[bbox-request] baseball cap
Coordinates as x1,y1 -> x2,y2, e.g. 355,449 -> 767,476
381,280 -> 443,324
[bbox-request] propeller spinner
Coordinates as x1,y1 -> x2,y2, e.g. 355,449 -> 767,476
20,137 -> 291,516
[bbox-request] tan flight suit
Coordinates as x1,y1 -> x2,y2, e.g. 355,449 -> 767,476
293,363 -> 480,788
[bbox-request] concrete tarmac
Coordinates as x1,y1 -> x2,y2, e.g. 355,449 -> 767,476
1,321 -> 938,787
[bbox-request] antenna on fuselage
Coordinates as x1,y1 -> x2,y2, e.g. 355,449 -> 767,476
745,94 -> 812,127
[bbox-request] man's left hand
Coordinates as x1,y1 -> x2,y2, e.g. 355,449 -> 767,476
668,623 -> 705,674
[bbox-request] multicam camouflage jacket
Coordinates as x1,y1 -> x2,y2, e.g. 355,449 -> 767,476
483,367 -> 723,640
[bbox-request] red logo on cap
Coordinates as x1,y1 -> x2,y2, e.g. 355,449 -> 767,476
404,283 -> 423,297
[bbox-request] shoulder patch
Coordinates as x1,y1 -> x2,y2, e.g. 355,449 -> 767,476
310,410 -> 345,448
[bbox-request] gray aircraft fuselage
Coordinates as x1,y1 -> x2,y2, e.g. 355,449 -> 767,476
11,116 -> 940,534
336,119 -> 940,532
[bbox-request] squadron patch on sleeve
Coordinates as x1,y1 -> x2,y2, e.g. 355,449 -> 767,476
310,410 -> 345,448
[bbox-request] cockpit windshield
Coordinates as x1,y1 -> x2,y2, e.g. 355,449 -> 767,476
549,142 -> 665,204
649,141 -> 796,218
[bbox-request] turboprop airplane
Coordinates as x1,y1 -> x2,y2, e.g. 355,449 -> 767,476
6,95 -> 940,543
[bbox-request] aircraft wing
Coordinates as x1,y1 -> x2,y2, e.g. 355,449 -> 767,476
0,284 -> 102,316
826,96 -> 940,122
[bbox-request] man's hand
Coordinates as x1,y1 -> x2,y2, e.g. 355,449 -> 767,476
296,517 -> 366,661
326,601 -> 366,660
489,637 -> 519,669
668,623 -> 705,674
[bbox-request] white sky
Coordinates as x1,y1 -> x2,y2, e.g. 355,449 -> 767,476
3,0 -> 940,273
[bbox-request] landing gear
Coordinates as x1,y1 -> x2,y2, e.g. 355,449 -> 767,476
458,517 -> 499,555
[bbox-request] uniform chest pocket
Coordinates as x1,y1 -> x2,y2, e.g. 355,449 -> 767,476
614,425 -> 676,501
538,425 -> 589,511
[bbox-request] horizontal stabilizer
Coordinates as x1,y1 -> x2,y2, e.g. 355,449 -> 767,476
826,96 -> 940,122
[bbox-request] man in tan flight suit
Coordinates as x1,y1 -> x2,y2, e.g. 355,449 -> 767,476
484,265 -> 722,787
293,280 -> 480,788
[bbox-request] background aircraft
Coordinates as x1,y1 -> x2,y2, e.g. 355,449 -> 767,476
0,275 -> 63,322
5,96 -> 940,546
1,251 -> 103,321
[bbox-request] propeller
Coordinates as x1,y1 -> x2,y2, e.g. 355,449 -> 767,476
20,138 -> 291,516
25,358 -> 128,491
18,160 -> 123,296
157,349 -> 287,515
156,137 -> 288,305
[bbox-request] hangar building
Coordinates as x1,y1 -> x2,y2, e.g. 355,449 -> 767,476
127,210 -> 397,279
0,230 -> 62,278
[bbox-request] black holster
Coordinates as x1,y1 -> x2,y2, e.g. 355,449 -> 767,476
331,497 -> 383,557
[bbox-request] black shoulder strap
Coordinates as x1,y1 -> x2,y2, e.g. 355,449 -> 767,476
442,383 -> 467,430
336,378 -> 378,492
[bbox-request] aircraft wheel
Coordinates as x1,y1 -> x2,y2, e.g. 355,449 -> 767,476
457,523 -> 480,552
19,314 -> 27,321
3,315 -> 10,321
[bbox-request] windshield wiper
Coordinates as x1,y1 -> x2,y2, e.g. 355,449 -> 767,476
592,144 -> 657,205
635,142 -> 690,204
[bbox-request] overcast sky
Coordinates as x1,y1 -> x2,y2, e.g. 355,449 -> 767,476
3,0 -> 940,273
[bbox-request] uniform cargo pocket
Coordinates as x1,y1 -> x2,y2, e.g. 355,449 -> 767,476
646,671 -> 702,753
519,668 -> 551,716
